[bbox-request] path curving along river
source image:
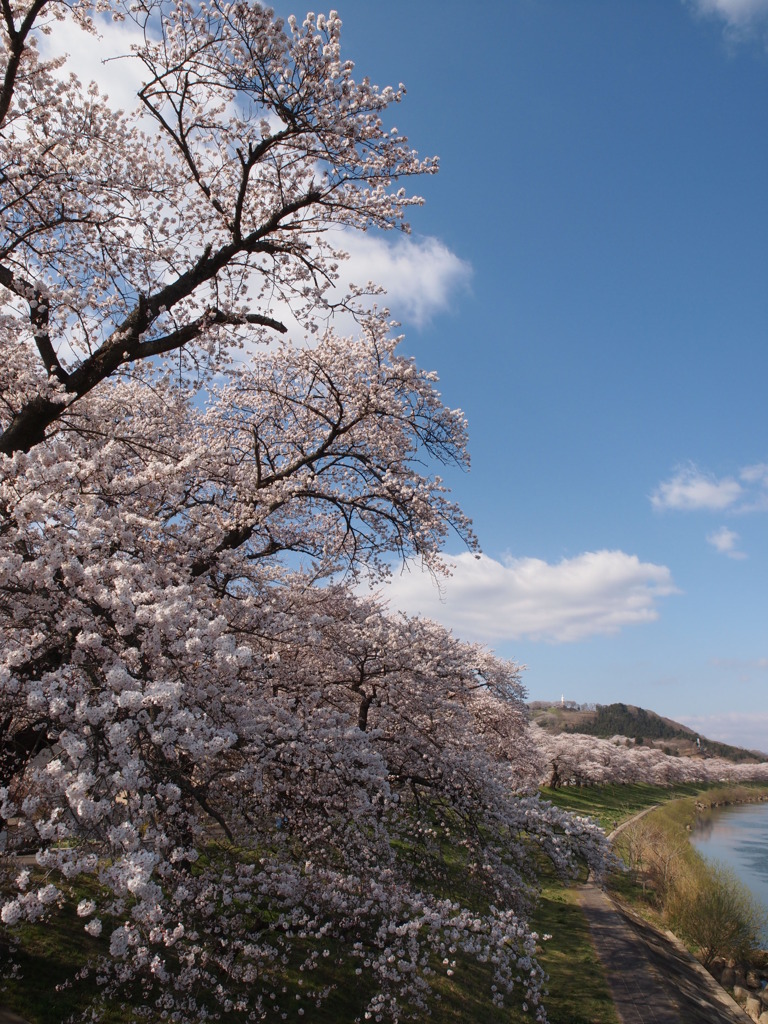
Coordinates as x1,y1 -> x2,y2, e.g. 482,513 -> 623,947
691,800 -> 768,943
576,807 -> 753,1024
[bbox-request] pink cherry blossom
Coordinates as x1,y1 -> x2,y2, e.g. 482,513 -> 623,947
0,3 -> 613,1020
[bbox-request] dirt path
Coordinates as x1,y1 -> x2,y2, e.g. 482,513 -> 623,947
577,806 -> 753,1024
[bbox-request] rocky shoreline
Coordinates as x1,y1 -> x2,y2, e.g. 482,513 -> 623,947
708,955 -> 768,1022
691,793 -> 768,1021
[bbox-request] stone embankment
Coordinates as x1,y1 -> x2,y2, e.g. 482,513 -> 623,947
709,959 -> 768,1023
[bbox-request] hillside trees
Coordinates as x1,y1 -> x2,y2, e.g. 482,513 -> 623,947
570,704 -> 683,743
0,2 -> 611,1019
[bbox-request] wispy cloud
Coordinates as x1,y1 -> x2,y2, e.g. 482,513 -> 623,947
677,710 -> 768,755
374,550 -> 678,644
651,464 -> 744,511
739,462 -> 768,484
737,462 -> 768,511
706,525 -> 747,559
651,461 -> 768,558
684,0 -> 768,42
335,231 -> 472,328
710,655 -> 768,673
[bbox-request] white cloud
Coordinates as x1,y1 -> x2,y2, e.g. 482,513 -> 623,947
39,15 -> 149,116
334,231 -> 472,328
685,0 -> 768,41
740,462 -> 768,484
651,465 -> 743,511
677,711 -> 768,755
706,525 -> 747,558
375,550 -> 678,645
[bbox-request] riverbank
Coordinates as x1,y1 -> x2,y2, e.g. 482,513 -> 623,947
606,784 -> 768,934
544,781 -> 768,1021
692,800 -> 768,944
605,785 -> 768,1021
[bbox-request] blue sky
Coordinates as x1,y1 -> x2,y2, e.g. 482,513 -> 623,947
334,0 -> 768,752
53,1 -> 768,751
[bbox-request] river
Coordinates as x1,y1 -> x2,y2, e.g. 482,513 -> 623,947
691,801 -> 768,944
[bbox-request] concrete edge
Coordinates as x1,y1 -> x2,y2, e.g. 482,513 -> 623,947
0,1010 -> 31,1024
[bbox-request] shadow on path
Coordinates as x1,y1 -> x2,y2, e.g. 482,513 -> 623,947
0,1010 -> 29,1024
578,880 -> 753,1024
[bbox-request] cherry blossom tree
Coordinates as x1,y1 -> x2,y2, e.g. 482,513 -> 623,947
0,2 -> 610,1020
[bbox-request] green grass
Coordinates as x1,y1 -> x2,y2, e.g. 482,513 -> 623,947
539,781 -> 707,831
1,871 -> 621,1024
10,780 -> 764,1023
1,902 -> 125,1024
0,872 -> 620,1024
426,877 -> 620,1024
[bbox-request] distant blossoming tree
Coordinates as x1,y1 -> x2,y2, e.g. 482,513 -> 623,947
533,726 -> 768,790
0,2 -> 608,1019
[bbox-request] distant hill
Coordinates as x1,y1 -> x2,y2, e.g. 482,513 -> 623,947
528,701 -> 767,763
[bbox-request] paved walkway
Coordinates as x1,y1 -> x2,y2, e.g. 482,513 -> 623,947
579,880 -> 753,1023
0,1010 -> 28,1024
577,805 -> 756,1024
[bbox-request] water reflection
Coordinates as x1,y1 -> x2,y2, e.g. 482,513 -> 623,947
693,817 -> 715,841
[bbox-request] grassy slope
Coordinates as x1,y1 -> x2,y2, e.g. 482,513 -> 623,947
540,780 -> 707,830
1,857 -> 621,1024
9,780 -> 753,1024
0,862 -> 621,1024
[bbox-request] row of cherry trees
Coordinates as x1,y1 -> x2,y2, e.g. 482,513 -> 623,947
534,727 -> 768,789
0,2 -> 608,1020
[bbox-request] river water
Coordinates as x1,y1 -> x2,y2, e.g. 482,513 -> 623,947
690,801 -> 768,943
